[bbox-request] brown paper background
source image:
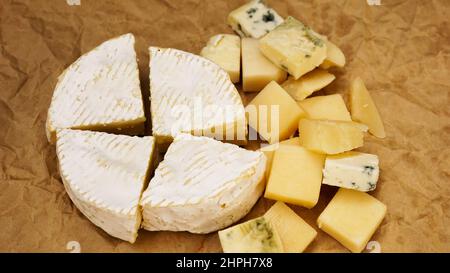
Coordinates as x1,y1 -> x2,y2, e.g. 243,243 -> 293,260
1,0 -> 449,253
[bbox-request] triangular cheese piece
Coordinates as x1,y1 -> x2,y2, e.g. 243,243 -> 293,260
350,77 -> 386,138
46,34 -> 145,144
149,47 -> 247,150
56,129 -> 155,243
140,134 -> 266,233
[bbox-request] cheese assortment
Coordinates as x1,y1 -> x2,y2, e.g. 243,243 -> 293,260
350,77 -> 386,138
242,38 -> 287,92
246,81 -> 306,144
259,17 -> 328,79
140,134 -> 266,233
317,188 -> 387,253
323,152 -> 380,192
46,33 -> 145,144
149,47 -> 247,150
218,216 -> 283,253
227,0 -> 284,39
56,129 -> 155,243
46,1 -> 390,253
200,34 -> 241,83
282,69 -> 335,101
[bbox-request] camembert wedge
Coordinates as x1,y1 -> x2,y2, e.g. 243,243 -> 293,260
56,129 -> 155,243
140,134 -> 266,233
149,47 -> 247,150
46,33 -> 145,144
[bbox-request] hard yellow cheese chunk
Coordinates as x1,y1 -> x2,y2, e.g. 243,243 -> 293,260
260,137 -> 300,178
246,81 -> 306,144
265,202 -> 317,252
259,17 -> 327,79
219,216 -> 283,253
317,188 -> 387,253
242,38 -> 287,92
320,40 -> 346,69
200,34 -> 241,83
298,94 -> 351,121
265,145 -> 325,208
282,69 -> 335,101
350,77 -> 386,138
298,119 -> 364,154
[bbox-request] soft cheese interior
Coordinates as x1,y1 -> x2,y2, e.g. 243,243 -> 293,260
46,33 -> 146,144
140,134 -> 266,233
56,129 -> 155,243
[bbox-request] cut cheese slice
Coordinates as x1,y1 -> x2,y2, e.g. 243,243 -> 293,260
259,17 -> 327,79
149,47 -> 247,150
282,69 -> 335,101
298,94 -> 351,121
260,137 -> 300,178
46,33 -> 145,144
56,129 -> 155,243
350,77 -> 386,138
140,134 -> 266,233
320,40 -> 346,69
200,34 -> 241,83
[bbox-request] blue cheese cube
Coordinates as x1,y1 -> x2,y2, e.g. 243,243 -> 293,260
322,152 -> 379,192
227,0 -> 284,39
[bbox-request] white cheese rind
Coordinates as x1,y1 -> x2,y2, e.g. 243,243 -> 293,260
56,129 -> 155,243
46,33 -> 145,144
227,0 -> 284,39
140,134 -> 266,233
149,47 -> 247,148
322,152 -> 379,192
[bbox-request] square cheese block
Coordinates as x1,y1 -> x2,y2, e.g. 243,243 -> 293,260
282,69 -> 335,101
323,151 -> 380,192
320,40 -> 346,69
317,188 -> 387,253
246,81 -> 305,144
298,94 -> 351,121
219,216 -> 283,253
227,0 -> 284,39
260,137 -> 300,178
298,119 -> 364,154
264,145 -> 325,208
350,77 -> 386,138
242,38 -> 287,92
265,202 -> 317,252
200,34 -> 241,83
259,17 -> 327,79
46,33 -> 145,144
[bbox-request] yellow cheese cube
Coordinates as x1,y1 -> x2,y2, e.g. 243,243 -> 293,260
282,69 -> 335,101
350,77 -> 386,138
200,34 -> 241,83
298,119 -> 364,154
246,81 -> 306,144
259,17 -> 327,79
265,201 -> 317,252
264,145 -> 325,208
320,40 -> 346,69
260,137 -> 301,178
317,188 -> 387,253
298,94 -> 351,121
242,38 -> 287,92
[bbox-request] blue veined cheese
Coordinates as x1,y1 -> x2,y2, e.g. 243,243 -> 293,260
140,134 -> 266,233
46,33 -> 145,144
200,34 -> 241,83
56,129 -> 155,243
218,216 -> 283,253
322,151 -> 380,192
259,17 -> 327,79
227,0 -> 284,39
149,47 -> 247,151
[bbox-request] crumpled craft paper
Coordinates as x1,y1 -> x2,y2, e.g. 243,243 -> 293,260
0,0 -> 449,252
